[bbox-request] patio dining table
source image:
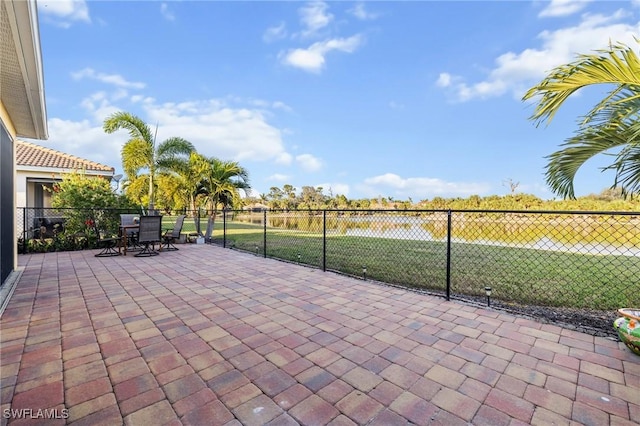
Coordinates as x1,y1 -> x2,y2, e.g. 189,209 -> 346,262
119,224 -> 139,255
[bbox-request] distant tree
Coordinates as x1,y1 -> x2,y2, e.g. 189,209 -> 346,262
267,186 -> 285,209
502,178 -> 520,194
103,111 -> 194,211
335,194 -> 350,209
589,187 -> 625,201
523,40 -> 640,198
299,186 -> 327,209
282,184 -> 297,209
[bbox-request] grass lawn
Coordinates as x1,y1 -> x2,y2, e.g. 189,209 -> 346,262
210,220 -> 639,311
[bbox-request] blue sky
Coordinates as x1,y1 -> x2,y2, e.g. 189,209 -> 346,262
33,0 -> 640,201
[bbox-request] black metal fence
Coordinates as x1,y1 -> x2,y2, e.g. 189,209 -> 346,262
17,207 -> 640,335
215,209 -> 640,335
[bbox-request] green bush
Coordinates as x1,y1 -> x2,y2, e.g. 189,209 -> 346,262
49,171 -> 137,236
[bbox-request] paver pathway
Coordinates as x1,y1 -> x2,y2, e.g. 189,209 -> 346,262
1,244 -> 638,425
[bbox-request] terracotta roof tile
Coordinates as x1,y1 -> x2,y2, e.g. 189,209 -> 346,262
15,140 -> 114,173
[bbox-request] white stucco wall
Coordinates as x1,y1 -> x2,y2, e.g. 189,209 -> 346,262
15,169 -> 57,208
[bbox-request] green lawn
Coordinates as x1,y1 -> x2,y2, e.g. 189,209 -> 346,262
214,220 -> 639,310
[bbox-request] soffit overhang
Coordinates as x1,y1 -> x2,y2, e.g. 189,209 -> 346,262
1,0 -> 48,140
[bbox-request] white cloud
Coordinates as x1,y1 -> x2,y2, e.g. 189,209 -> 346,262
280,34 -> 364,73
317,182 -> 350,196
435,73 -> 453,88
389,101 -> 404,110
438,11 -> 640,102
263,22 -> 287,43
144,101 -> 290,164
37,0 -> 91,27
44,74 -> 298,180
160,3 -> 175,21
361,173 -> 490,199
296,154 -> 322,172
348,2 -> 379,21
299,1 -> 333,38
538,0 -> 592,18
72,68 -> 146,89
268,173 -> 290,182
272,101 -> 293,113
276,152 -> 293,165
46,117 -> 121,168
79,91 -> 120,121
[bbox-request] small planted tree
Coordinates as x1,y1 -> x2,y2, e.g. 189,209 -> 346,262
49,171 -> 136,246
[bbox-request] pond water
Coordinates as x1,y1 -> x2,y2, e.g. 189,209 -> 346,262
232,214 -> 640,257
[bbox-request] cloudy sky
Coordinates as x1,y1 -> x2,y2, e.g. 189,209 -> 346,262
33,0 -> 640,200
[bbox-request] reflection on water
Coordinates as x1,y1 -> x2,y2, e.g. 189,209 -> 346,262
231,213 -> 640,256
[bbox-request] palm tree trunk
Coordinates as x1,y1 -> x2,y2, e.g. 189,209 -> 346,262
204,196 -> 220,242
148,173 -> 155,212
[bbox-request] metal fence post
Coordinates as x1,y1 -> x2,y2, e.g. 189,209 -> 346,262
223,209 -> 226,248
323,210 -> 327,272
446,209 -> 452,301
22,207 -> 27,254
263,210 -> 267,258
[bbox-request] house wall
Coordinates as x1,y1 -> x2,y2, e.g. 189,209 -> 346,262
16,170 -> 58,208
0,103 -> 17,286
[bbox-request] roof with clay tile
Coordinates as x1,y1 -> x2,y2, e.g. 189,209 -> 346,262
15,140 -> 114,173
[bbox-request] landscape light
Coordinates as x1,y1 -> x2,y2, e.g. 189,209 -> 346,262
485,286 -> 492,307
362,266 -> 367,281
297,253 -> 301,263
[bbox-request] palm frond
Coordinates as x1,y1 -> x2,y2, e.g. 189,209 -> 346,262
545,125 -> 634,199
156,137 -> 195,158
607,141 -> 640,197
103,111 -> 154,142
523,40 -> 640,126
121,139 -> 153,177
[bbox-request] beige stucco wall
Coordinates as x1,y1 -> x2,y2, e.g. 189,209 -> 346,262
0,101 -> 17,138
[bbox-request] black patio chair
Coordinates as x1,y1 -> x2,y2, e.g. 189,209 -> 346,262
135,215 -> 163,257
92,218 -> 121,257
120,214 -> 141,251
162,215 -> 185,251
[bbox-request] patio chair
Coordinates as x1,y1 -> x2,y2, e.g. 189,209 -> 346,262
120,214 -> 141,251
135,215 -> 163,257
92,218 -> 121,257
162,215 -> 185,251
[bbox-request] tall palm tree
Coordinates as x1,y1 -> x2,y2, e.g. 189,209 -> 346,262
199,158 -> 250,239
523,40 -> 640,199
103,111 -> 195,211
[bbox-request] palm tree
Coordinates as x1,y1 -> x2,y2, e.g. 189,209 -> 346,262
103,112 -> 195,211
199,158 -> 250,239
170,152 -> 209,212
523,40 -> 640,199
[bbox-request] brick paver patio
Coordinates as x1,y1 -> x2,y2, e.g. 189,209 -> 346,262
1,244 -> 638,425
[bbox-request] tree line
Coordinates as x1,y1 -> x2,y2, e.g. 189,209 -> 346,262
244,185 -> 640,212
